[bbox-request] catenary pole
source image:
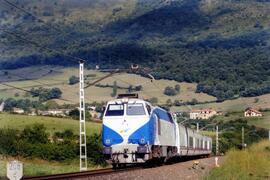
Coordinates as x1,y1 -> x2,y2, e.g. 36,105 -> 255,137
216,125 -> 218,155
79,61 -> 87,171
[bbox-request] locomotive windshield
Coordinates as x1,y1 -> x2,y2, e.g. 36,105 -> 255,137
105,104 -> 124,116
127,103 -> 146,116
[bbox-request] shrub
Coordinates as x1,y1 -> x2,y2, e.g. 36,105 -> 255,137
21,124 -> 49,144
164,86 -> 177,96
69,76 -> 79,85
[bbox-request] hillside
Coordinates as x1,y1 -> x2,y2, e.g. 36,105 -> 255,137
0,66 -> 216,103
1,0 -> 270,100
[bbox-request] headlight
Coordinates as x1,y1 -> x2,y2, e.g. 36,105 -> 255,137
139,137 -> 146,145
105,138 -> 111,145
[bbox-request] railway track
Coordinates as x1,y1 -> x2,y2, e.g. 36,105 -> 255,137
22,166 -> 142,180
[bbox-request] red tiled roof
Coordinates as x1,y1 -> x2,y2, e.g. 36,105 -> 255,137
245,108 -> 262,114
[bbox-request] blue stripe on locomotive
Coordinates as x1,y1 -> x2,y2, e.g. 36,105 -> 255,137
102,107 -> 174,146
102,125 -> 123,147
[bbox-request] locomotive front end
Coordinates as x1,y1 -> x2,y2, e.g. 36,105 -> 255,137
102,97 -> 152,166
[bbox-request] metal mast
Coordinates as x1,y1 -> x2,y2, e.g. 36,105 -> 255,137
216,125 -> 219,155
79,61 -> 87,171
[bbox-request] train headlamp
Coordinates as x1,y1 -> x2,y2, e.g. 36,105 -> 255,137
105,138 -> 111,146
139,137 -> 146,145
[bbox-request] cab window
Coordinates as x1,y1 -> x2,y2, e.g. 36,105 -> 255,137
146,104 -> 152,115
127,103 -> 146,115
105,104 -> 124,116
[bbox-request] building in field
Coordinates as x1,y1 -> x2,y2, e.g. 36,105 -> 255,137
13,108 -> 24,114
28,108 -> 37,116
0,101 -> 4,112
38,109 -> 71,117
244,108 -> 262,117
190,109 -> 217,120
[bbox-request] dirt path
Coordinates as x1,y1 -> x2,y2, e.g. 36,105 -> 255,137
79,156 -> 225,180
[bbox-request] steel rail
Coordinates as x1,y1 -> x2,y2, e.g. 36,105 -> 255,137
22,167 -> 142,180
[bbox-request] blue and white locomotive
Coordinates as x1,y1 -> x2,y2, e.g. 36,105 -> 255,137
102,94 -> 212,166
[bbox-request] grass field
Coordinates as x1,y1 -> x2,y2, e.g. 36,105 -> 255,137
0,113 -> 101,136
205,140 -> 270,180
171,94 -> 270,112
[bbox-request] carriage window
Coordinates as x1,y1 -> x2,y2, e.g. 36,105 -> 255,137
105,104 -> 124,116
127,104 -> 146,115
189,137 -> 193,148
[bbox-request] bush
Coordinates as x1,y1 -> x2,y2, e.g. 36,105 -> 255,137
0,125 -> 105,163
164,86 -> 177,96
69,76 -> 79,85
69,108 -> 92,121
0,129 -> 19,156
87,133 -> 107,165
21,124 -> 49,144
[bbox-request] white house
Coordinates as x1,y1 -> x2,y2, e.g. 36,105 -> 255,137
13,108 -> 24,114
244,108 -> 262,117
190,109 -> 217,120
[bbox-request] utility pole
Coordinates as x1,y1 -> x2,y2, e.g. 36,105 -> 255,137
216,125 -> 218,155
268,130 -> 270,141
79,61 -> 87,171
242,126 -> 245,149
196,123 -> 199,133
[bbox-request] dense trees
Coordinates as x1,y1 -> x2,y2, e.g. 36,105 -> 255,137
3,98 -> 43,112
30,87 -> 62,102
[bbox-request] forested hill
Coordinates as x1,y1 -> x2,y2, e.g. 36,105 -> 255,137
1,0 -> 270,101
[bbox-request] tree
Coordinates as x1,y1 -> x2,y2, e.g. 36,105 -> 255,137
128,85 -> 133,92
164,86 -> 177,96
190,98 -> 198,105
174,99 -> 182,106
69,108 -> 92,121
111,81 -> 117,97
175,84 -> 180,92
69,76 -> 79,85
166,99 -> 173,106
45,100 -> 59,109
50,88 -> 62,99
135,85 -> 143,91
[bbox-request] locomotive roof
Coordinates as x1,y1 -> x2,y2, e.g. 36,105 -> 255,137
107,98 -> 148,104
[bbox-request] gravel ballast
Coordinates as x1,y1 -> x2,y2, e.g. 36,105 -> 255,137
78,157 -> 225,180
